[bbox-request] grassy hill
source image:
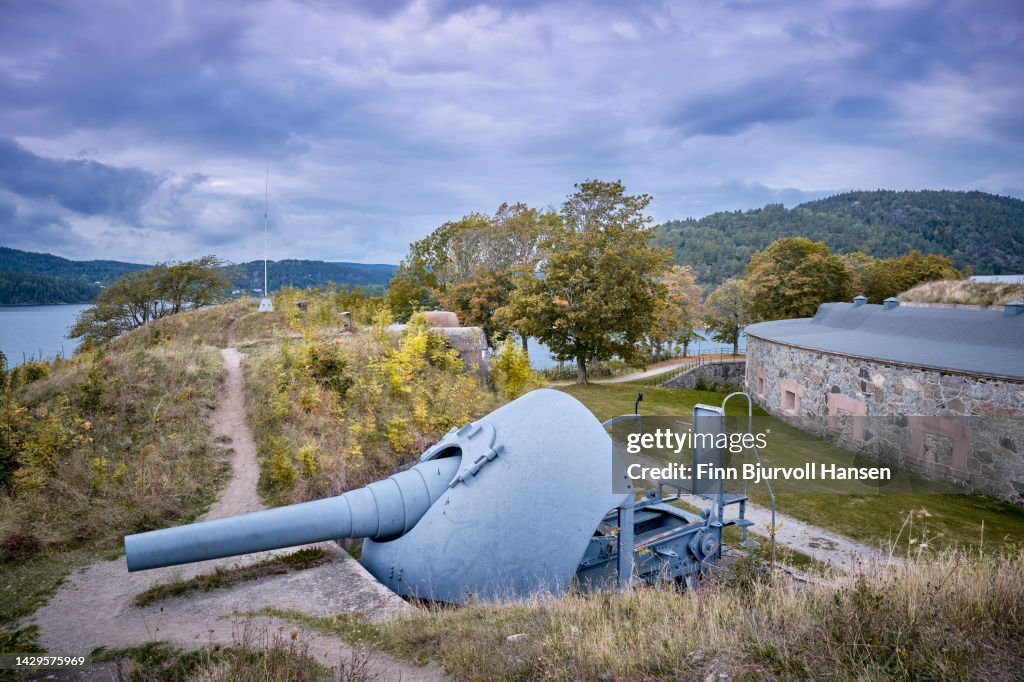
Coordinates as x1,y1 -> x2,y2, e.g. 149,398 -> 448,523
655,190 -> 1024,287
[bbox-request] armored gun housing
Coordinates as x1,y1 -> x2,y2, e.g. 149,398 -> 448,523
125,389 -> 754,602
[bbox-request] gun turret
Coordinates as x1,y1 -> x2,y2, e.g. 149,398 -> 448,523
125,389 -> 729,603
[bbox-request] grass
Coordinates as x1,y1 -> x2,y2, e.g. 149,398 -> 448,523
0,339 -> 227,632
132,548 -> 328,607
900,278 -> 1024,305
555,382 -> 1024,555
252,550 -> 1024,681
90,623 -> 367,681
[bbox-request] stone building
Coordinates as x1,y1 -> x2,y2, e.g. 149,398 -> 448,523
387,311 -> 490,375
744,298 -> 1024,504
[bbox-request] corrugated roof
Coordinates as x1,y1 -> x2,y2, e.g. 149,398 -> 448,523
745,302 -> 1024,379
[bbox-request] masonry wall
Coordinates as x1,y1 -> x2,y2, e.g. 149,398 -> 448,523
662,361 -> 745,390
745,335 -> 1024,504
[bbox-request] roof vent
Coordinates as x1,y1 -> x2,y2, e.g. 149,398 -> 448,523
883,297 -> 900,310
1005,300 -> 1024,316
853,295 -> 867,306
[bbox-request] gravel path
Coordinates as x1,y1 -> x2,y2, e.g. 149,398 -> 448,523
28,345 -> 443,681
678,493 -> 892,572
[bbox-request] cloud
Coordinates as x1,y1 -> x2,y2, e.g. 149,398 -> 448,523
0,0 -> 1020,264
0,139 -> 163,218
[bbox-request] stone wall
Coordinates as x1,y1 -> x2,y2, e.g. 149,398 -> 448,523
745,334 -> 1024,504
663,361 -> 746,390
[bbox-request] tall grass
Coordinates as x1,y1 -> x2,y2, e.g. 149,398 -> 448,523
0,331 -> 226,625
900,279 -> 1024,305
275,550 -> 1024,681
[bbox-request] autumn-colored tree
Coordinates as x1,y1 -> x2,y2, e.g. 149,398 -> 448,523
746,237 -> 853,320
508,180 -> 670,383
863,250 -> 961,302
655,265 -> 703,357
704,278 -> 753,356
388,202 -> 555,350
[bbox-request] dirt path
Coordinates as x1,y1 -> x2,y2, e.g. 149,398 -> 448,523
28,346 -> 443,681
678,494 -> 892,573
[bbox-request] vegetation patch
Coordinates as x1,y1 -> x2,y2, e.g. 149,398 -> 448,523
0,321 -> 226,628
260,551 -> 1024,681
90,625 -> 359,682
242,290 -> 501,506
900,278 -> 1024,306
132,548 -> 328,607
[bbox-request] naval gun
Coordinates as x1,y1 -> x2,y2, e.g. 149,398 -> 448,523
125,389 -> 736,602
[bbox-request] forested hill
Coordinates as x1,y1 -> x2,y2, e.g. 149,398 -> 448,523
0,246 -> 397,304
0,246 -> 148,284
0,247 -> 148,305
655,190 -> 1024,286
231,259 -> 395,293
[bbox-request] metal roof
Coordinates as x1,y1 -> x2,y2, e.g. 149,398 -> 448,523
745,302 -> 1024,380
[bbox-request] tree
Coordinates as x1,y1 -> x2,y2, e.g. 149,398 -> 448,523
155,255 -> 231,314
862,250 -> 960,302
388,202 -> 555,348
70,256 -> 231,344
508,180 -> 670,383
704,278 -> 753,356
655,265 -> 703,358
746,237 -> 853,320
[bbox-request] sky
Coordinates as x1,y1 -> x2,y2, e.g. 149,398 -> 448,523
0,0 -> 1021,266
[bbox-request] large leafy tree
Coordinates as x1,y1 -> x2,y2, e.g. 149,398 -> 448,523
746,237 -> 853,320
508,180 -> 670,383
387,203 -> 555,346
704,278 -> 753,356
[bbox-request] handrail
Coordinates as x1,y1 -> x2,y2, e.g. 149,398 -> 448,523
721,392 -> 776,567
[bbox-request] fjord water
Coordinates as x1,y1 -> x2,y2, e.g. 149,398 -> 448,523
0,304 -> 89,366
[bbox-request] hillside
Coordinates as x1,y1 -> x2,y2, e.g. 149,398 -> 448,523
0,246 -> 397,304
0,271 -> 101,305
230,259 -> 395,293
655,190 -> 1024,287
0,246 -> 148,285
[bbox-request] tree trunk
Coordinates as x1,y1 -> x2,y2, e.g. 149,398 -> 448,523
576,355 -> 588,384
682,340 -> 690,358
520,333 -> 529,357
732,336 -> 739,356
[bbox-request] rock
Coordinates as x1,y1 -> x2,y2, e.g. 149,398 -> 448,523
506,633 -> 529,643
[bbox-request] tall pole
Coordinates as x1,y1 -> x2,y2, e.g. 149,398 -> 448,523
264,164 -> 269,297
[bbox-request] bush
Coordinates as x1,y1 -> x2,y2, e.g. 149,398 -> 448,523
491,337 -> 537,399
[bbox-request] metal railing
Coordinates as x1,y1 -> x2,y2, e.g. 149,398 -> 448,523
640,348 -> 746,387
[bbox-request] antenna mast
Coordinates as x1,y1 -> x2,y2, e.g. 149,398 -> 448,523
258,164 -> 274,313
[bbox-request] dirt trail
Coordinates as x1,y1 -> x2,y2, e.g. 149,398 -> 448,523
28,345 -> 442,681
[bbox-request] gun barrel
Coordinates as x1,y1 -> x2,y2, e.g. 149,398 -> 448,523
125,453 -> 461,571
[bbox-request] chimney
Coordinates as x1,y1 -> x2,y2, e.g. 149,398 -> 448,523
853,295 -> 867,306
883,297 -> 900,310
1005,300 -> 1024,317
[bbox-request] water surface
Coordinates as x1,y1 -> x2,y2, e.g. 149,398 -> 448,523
0,304 -> 89,366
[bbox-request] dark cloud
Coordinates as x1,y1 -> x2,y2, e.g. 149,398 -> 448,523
0,199 -> 87,252
664,76 -> 821,137
0,139 -> 162,217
